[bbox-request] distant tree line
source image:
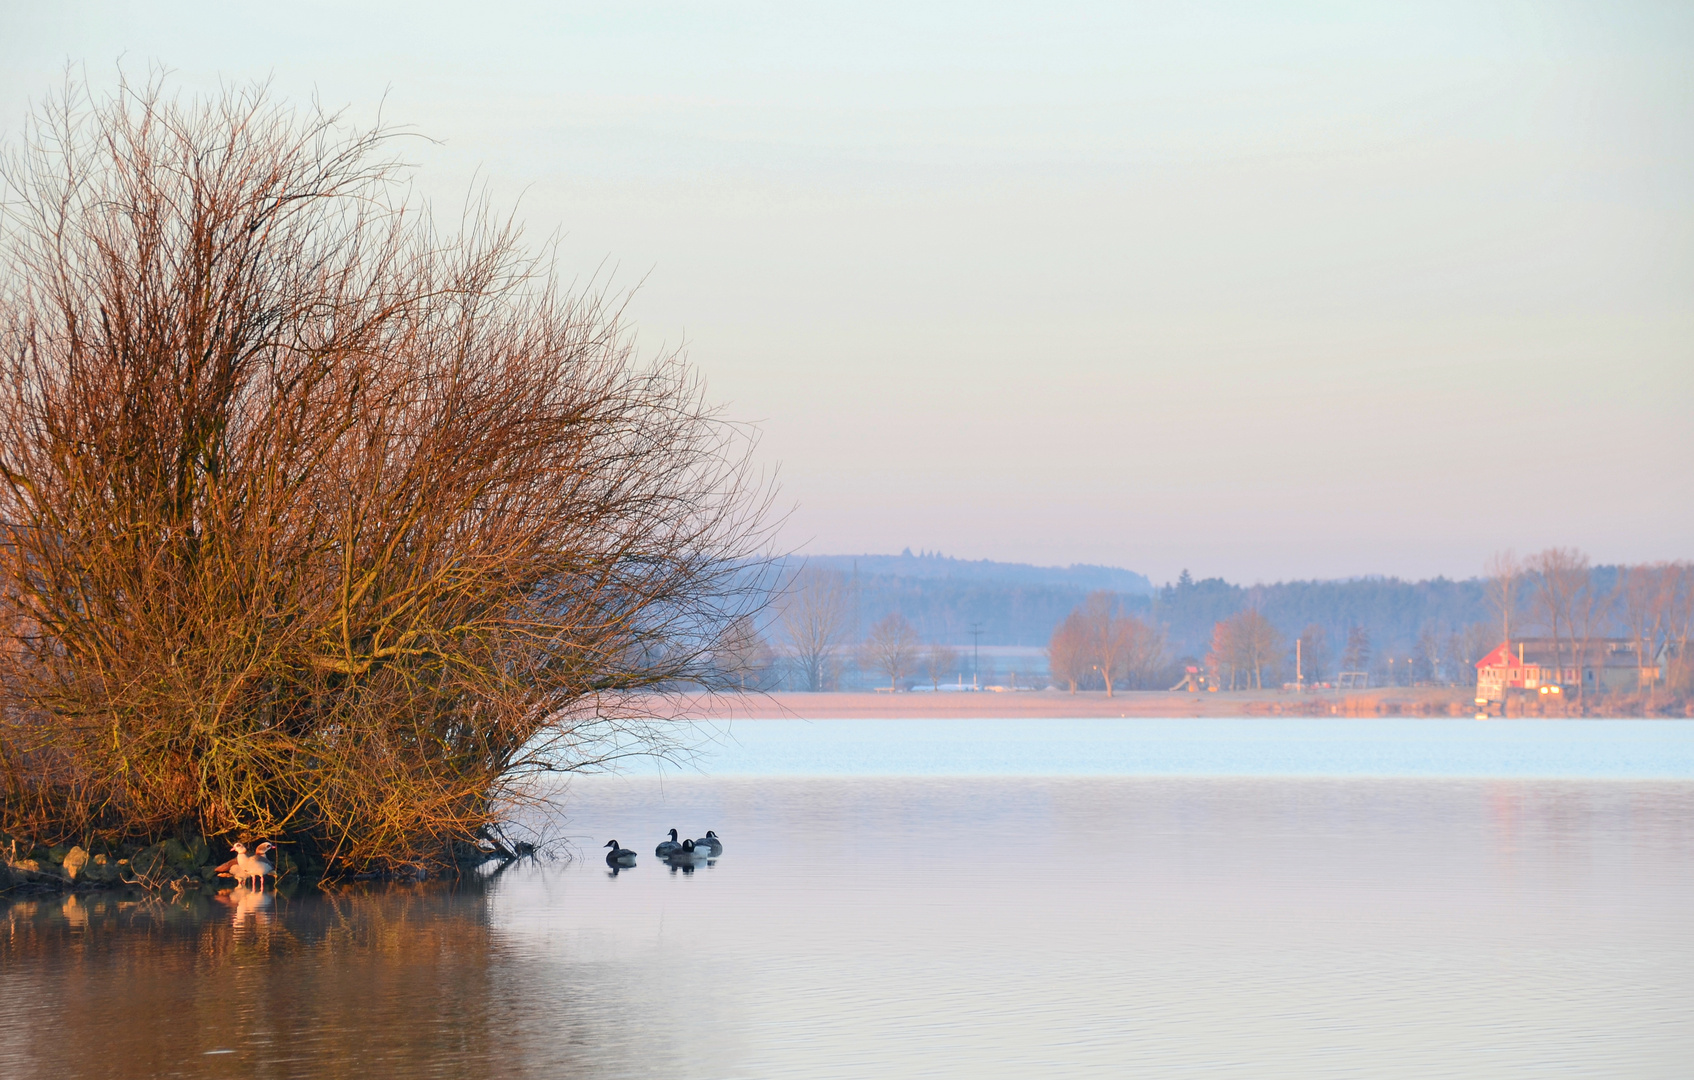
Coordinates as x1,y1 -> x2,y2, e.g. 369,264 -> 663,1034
742,552 -> 1693,700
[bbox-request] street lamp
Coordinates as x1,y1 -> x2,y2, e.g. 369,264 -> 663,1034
969,623 -> 983,690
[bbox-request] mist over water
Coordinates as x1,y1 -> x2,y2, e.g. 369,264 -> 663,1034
4,720 -> 1691,1079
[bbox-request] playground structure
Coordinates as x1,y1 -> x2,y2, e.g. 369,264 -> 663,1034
1170,665 -> 1205,692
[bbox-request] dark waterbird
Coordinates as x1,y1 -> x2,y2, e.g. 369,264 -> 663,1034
694,830 -> 723,857
655,829 -> 682,857
665,838 -> 710,865
604,840 -> 637,868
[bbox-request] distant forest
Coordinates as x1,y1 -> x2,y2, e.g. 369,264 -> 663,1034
779,552 -> 1506,688
795,553 -> 1487,645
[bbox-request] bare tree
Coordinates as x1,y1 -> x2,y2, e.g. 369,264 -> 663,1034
859,612 -> 920,691
1441,625 -> 1494,687
715,616 -> 774,691
1528,547 -> 1590,688
1670,563 -> 1694,697
1240,610 -> 1283,689
1070,591 -> 1162,696
1210,618 -> 1242,690
922,643 -> 959,690
1622,564 -> 1668,696
1118,613 -> 1165,691
1340,625 -> 1372,674
1049,610 -> 1089,693
1083,592 -> 1126,696
1568,568 -> 1617,705
778,566 -> 851,691
1620,562 -> 1693,704
0,76 -> 774,872
1484,549 -> 1522,646
1210,610 -> 1281,689
1629,561 -> 1694,699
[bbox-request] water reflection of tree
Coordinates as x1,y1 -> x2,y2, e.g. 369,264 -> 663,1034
0,885 -> 573,1078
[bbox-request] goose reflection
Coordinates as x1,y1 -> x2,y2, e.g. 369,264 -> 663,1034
216,885 -> 274,925
663,839 -> 715,872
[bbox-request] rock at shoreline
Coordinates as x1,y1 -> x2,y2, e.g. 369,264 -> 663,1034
4,857 -> 67,885
161,838 -> 198,872
61,846 -> 89,881
4,834 -> 272,894
84,854 -> 120,883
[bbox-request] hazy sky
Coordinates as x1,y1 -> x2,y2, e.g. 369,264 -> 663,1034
4,2 -> 1690,584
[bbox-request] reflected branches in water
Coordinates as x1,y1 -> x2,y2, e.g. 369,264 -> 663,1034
0,882 -> 534,1080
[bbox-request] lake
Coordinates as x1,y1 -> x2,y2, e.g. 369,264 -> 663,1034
4,718 -> 1693,1078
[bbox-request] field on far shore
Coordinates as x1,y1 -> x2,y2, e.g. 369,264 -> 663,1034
681,687 -> 1483,720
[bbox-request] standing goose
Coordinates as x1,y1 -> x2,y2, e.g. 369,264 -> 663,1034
694,831 -> 723,857
655,829 -> 683,858
234,842 -> 274,890
252,842 -> 276,888
604,840 -> 638,868
212,842 -> 246,881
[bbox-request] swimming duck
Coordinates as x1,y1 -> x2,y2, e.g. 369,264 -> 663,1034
693,830 -> 723,857
666,838 -> 709,864
655,829 -> 682,858
604,840 -> 638,868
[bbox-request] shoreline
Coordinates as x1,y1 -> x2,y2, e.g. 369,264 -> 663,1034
668,688 -> 1689,720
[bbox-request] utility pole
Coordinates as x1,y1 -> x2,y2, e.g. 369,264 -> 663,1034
969,623 -> 984,690
1296,636 -> 1303,692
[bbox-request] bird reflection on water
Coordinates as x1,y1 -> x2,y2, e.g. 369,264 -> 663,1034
214,884 -> 274,926
1,879 -> 528,1079
5,774 -> 1690,1080
662,837 -> 716,872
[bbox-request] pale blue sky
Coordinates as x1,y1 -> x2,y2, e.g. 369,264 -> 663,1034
4,2 -> 1690,582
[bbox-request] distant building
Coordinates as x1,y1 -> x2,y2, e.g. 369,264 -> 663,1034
1475,638 -> 1660,702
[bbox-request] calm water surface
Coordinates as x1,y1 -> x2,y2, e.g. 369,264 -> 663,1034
4,719 -> 1692,1079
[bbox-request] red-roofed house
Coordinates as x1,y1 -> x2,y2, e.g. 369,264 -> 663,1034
1476,638 -> 1661,703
